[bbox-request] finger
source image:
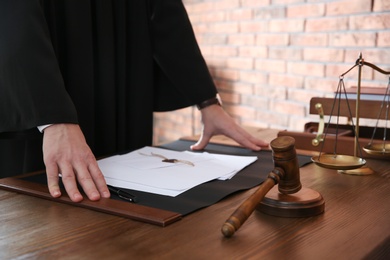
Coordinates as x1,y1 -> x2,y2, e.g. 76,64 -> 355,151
60,164 -> 84,202
88,162 -> 110,199
72,163 -> 101,201
250,136 -> 269,148
45,162 -> 62,198
190,132 -> 212,151
223,127 -> 268,151
241,130 -> 269,148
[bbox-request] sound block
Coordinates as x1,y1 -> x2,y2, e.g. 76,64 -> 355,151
257,186 -> 325,217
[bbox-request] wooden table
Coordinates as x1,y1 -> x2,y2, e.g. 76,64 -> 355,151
1,130 -> 390,259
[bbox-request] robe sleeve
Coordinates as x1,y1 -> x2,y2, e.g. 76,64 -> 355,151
150,0 -> 218,111
0,0 -> 78,133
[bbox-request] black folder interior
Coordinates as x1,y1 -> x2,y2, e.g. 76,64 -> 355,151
23,140 -> 312,216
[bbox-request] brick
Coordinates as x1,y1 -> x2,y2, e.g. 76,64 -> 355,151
306,17 -> 349,32
214,79 -> 233,92
198,34 -> 227,45
216,80 -> 253,95
239,70 -> 268,84
239,46 -> 268,58
268,73 -> 304,88
211,22 -> 239,34
211,45 -> 238,57
304,77 -> 340,92
290,33 -> 328,46
192,23 -> 210,35
227,57 -> 254,70
287,61 -> 325,77
254,85 -> 287,99
255,59 -> 287,73
349,13 -> 390,30
153,109 -> 196,142
240,119 -> 269,129
355,78 -> 389,88
303,48 -> 345,62
183,2 -> 214,14
241,0 -> 271,8
239,21 -> 268,33
214,68 -> 240,81
325,61 -> 380,82
155,0 -> 389,142
373,70 -> 390,82
219,92 -> 241,104
329,32 -> 376,47
198,45 -> 213,56
228,8 -> 253,21
268,47 -> 303,61
254,6 -> 286,19
187,13 -> 202,24
256,110 -> 289,127
345,49 -> 390,65
377,31 -> 390,47
325,63 -> 360,79
288,88 -> 323,104
270,100 -> 306,116
273,0 -> 305,4
226,104 -> 257,118
373,0 -> 390,11
192,113 -> 202,130
231,82 -> 255,95
269,19 -> 305,33
203,57 -> 227,68
256,33 -> 289,46
215,0 -> 241,10
240,96 -> 269,111
326,0 -> 371,16
200,11 -> 226,23
287,3 -> 325,18
228,34 -> 255,45
288,116 -> 312,131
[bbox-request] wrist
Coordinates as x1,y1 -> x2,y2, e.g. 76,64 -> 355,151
196,95 -> 222,110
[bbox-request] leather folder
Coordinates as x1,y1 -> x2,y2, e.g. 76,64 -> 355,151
0,172 -> 181,227
0,140 -> 312,227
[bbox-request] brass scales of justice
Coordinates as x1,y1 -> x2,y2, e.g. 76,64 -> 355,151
312,53 -> 390,174
221,54 -> 390,237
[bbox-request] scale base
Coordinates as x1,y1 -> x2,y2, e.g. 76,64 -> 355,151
257,186 -> 325,218
338,166 -> 374,175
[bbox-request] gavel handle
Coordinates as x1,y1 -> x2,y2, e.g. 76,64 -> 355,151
221,177 -> 276,238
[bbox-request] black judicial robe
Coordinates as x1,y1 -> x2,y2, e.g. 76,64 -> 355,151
0,0 -> 217,176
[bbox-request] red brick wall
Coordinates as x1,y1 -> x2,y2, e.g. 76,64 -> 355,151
153,0 -> 390,145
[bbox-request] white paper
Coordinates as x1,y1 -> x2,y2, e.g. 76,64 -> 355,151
98,146 -> 257,197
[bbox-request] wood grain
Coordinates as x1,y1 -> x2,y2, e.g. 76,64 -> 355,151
0,146 -> 389,259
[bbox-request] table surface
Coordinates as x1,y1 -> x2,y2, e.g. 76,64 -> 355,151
1,129 -> 390,259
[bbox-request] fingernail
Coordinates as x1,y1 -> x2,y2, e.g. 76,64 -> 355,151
89,191 -> 101,201
73,193 -> 83,201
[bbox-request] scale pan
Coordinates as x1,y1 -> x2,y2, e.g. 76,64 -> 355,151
363,144 -> 390,157
311,154 -> 366,170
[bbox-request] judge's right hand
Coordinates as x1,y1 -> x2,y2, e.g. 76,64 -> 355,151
42,124 -> 110,202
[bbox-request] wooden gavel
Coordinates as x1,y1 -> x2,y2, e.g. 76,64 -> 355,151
221,136 -> 302,237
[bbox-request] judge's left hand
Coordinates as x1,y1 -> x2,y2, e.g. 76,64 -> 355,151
190,104 -> 269,151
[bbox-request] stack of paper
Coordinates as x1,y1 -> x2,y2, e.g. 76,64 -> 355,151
98,146 -> 257,197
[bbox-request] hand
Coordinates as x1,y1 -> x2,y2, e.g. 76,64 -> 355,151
42,124 -> 110,202
191,105 -> 269,151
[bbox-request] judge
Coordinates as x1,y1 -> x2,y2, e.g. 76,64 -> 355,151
0,0 -> 268,202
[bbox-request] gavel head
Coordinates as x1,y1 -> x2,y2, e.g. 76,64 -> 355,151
270,136 -> 302,194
